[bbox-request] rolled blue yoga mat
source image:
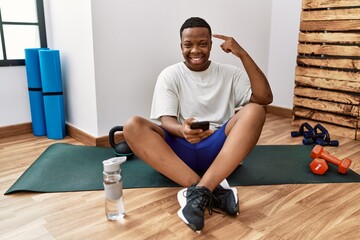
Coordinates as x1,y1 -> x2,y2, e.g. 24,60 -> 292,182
25,48 -> 49,136
43,95 -> 66,139
39,50 -> 63,93
39,50 -> 66,139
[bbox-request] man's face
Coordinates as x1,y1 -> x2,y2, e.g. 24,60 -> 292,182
181,27 -> 212,71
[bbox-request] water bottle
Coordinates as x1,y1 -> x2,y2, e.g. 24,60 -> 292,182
103,157 -> 126,220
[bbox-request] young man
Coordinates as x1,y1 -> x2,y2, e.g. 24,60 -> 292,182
123,17 -> 272,232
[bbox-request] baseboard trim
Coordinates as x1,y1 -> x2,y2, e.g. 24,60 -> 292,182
0,122 -> 110,147
66,124 -> 114,147
96,136 -> 114,147
0,122 -> 33,139
265,105 -> 293,118
65,124 -> 97,146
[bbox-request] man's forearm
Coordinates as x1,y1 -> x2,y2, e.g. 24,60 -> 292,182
238,52 -> 273,105
160,116 -> 183,137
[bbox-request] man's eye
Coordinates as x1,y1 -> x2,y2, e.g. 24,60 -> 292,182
183,44 -> 192,48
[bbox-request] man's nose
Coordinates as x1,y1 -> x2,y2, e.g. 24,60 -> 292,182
191,45 -> 201,53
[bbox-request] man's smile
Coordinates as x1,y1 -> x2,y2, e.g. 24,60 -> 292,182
190,56 -> 203,63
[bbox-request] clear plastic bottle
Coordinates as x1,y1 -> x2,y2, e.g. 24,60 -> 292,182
103,157 -> 126,220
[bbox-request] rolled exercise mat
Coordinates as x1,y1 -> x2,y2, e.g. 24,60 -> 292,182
38,50 -> 66,139
24,48 -> 49,136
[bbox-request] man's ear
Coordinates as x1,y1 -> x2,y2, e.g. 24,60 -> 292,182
180,42 -> 183,50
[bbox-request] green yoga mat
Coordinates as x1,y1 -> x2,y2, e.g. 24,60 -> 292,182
5,143 -> 360,194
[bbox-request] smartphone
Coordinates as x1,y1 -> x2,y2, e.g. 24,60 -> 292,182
190,121 -> 210,131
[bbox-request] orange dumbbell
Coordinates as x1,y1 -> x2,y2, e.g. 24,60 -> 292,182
310,145 -> 352,174
310,158 -> 328,175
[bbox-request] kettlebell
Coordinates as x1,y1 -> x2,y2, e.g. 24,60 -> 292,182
109,126 -> 134,158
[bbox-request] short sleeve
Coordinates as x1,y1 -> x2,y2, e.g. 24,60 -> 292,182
233,68 -> 252,110
150,69 -> 179,121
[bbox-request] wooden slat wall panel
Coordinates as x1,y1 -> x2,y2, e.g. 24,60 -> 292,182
297,57 -> 360,71
300,20 -> 360,31
302,0 -> 360,9
294,86 -> 359,104
295,75 -> 360,92
299,32 -> 360,44
301,8 -> 360,21
293,107 -> 357,128
297,44 -> 360,57
293,96 -> 359,117
293,0 -> 360,140
296,67 -> 360,84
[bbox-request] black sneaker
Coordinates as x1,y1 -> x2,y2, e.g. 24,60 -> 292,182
177,185 -> 215,233
213,180 -> 239,216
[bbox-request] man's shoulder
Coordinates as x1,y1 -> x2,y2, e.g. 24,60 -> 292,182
157,62 -> 184,85
211,62 -> 242,74
161,62 -> 183,73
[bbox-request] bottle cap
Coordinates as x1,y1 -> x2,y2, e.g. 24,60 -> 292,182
103,157 -> 126,172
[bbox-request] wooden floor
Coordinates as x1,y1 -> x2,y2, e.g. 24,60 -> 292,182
1,113 -> 359,240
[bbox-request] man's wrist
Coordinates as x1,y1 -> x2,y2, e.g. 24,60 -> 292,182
237,50 -> 249,59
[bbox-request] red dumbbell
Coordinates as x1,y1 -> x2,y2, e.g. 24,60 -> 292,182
310,145 -> 352,174
310,158 -> 328,175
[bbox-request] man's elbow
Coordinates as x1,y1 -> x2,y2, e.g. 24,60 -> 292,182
251,92 -> 273,105
263,93 -> 273,105
250,93 -> 273,105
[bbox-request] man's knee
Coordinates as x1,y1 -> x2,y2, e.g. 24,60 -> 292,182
124,116 -> 164,140
245,103 -> 266,122
237,103 -> 265,122
124,116 -> 144,128
123,116 -> 146,137
225,103 -> 265,135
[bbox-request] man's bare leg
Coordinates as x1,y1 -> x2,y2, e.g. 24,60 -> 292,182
123,116 -> 200,187
198,103 -> 266,191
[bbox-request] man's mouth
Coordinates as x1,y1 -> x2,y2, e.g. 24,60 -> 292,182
190,56 -> 203,63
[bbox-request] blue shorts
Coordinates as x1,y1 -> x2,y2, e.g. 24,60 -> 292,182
161,122 -> 228,172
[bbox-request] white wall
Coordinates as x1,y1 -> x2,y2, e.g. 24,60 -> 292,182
0,0 -> 303,137
268,0 -> 302,108
45,0 -> 99,135
91,0 -> 272,136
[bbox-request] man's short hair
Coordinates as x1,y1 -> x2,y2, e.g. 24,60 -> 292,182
180,17 -> 212,38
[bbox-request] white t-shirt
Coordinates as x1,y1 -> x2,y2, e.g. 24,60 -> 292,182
150,61 -> 252,129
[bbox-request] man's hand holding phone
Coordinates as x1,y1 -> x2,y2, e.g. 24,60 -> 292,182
183,119 -> 212,144
190,121 -> 210,131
